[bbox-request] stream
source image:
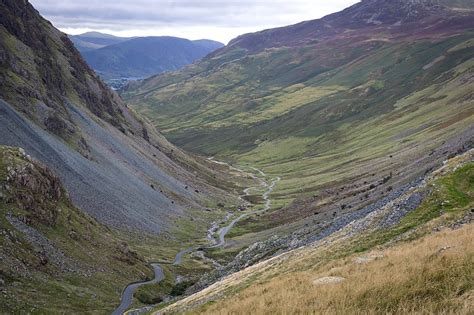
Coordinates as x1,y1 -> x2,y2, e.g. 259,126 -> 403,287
112,162 -> 279,315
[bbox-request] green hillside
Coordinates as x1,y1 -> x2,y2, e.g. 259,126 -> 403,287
124,2 -> 474,212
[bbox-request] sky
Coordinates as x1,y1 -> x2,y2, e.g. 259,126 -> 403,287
30,0 -> 360,44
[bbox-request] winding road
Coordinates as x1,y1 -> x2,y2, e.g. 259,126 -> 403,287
112,264 -> 165,315
112,162 -> 279,315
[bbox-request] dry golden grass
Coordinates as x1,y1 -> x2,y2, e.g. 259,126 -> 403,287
193,224 -> 474,315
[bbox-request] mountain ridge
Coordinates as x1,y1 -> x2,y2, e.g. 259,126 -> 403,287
221,0 -> 471,54
69,32 -> 130,52
79,35 -> 224,80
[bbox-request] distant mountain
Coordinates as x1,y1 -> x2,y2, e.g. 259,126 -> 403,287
78,31 -> 123,39
78,36 -> 224,80
69,32 -> 130,52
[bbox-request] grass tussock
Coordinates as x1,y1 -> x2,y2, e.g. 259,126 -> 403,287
194,224 -> 474,315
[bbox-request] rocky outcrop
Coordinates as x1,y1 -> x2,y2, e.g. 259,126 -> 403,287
1,148 -> 65,226
115,242 -> 145,266
5,213 -> 85,273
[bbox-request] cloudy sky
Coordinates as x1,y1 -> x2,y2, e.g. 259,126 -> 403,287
30,0 -> 359,43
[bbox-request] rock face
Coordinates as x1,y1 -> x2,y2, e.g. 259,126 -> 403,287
4,153 -> 63,226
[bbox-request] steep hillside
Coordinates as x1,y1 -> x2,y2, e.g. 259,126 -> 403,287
435,0 -> 474,9
82,36 -> 224,80
0,0 -> 242,240
124,0 -> 474,225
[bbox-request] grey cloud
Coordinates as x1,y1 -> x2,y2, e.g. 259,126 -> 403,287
29,0 -> 359,41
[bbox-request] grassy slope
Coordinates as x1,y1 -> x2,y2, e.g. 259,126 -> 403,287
125,31 -> 474,211
155,154 -> 473,314
123,5 -> 474,272
197,225 -> 473,314
125,31 -> 474,261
